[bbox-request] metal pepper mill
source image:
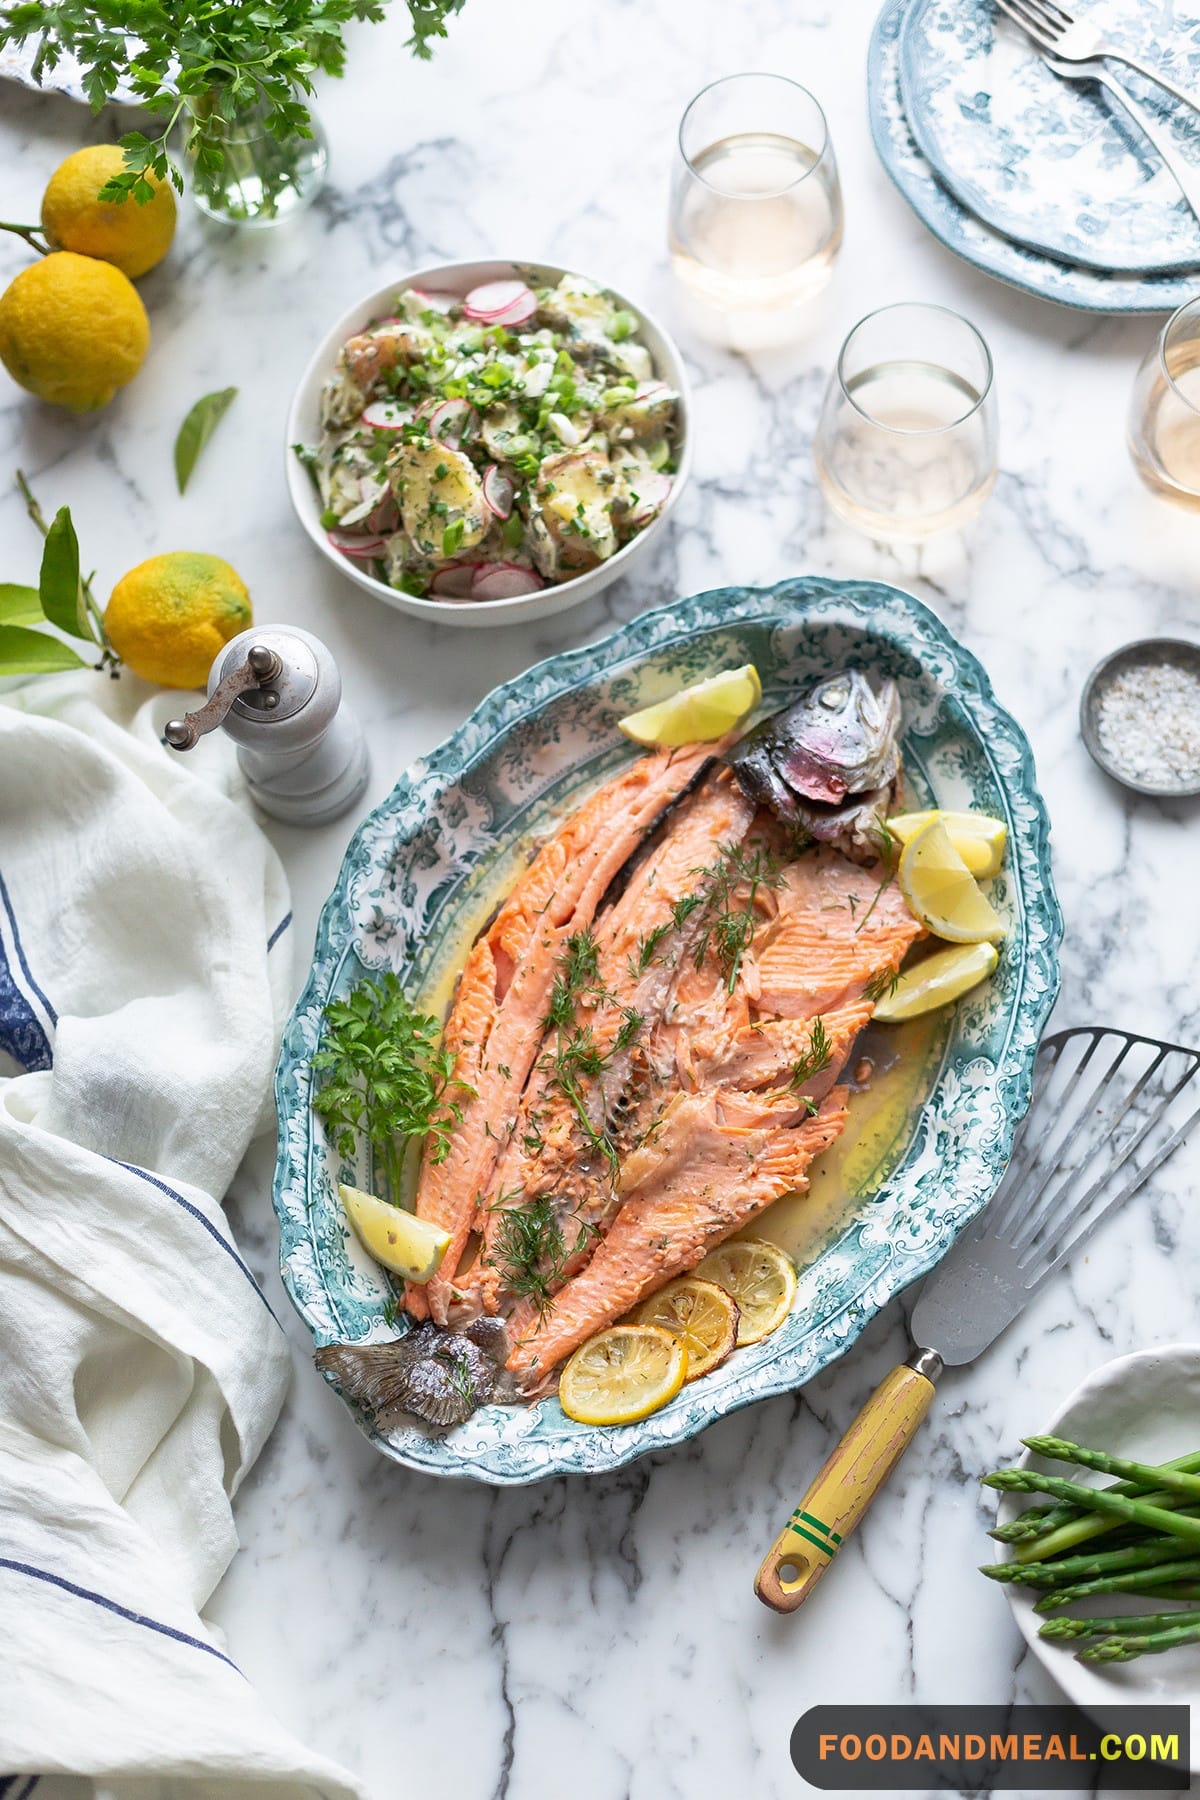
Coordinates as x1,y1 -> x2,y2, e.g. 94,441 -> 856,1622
162,625 -> 370,825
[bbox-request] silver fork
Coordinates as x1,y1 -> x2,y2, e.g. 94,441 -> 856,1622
995,0 -> 1200,223
994,0 -> 1200,117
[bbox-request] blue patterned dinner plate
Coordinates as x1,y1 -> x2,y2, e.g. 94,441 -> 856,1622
899,0 -> 1200,274
871,0 -> 1200,311
273,578 -> 1062,1484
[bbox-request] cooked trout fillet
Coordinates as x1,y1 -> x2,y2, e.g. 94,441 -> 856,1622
409,743 -> 713,1323
502,850 -> 923,1382
464,768 -> 757,1316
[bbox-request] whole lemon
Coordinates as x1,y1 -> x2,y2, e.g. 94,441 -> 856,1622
106,554 -> 252,690
42,146 -> 176,279
0,252 -> 149,412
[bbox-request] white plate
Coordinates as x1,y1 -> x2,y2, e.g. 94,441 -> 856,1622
1000,1343 -> 1200,1767
284,258 -> 692,629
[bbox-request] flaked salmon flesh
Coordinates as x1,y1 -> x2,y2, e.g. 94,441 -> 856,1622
410,750 -> 923,1377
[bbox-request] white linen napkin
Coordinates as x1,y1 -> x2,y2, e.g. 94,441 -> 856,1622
0,673 -> 364,1800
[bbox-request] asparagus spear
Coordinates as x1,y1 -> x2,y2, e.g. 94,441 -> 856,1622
1013,1452 -> 1200,1564
981,1537 -> 1192,1587
990,1504 -> 1060,1544
984,1471 -> 1200,1547
1080,1616 -> 1200,1662
1024,1437 -> 1200,1499
1040,1610 -> 1200,1641
1034,1559 -> 1200,1612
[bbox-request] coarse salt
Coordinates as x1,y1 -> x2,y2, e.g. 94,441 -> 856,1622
1094,660 -> 1200,786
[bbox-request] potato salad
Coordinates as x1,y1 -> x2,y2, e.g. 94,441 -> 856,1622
299,273 -> 680,604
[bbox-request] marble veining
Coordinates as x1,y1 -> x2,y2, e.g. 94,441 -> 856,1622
2,0 -> 1199,1793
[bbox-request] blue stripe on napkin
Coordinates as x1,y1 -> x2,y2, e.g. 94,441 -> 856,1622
110,1160 -> 280,1325
0,1558 -> 240,1673
0,872 -> 54,1073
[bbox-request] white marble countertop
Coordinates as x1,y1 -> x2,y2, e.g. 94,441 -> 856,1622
3,0 -> 1200,1794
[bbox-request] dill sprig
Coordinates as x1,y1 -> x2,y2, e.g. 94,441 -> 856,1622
486,1194 -> 594,1315
538,930 -> 644,1171
788,1016 -> 833,1113
311,972 -> 470,1201
864,964 -> 902,1003
692,841 -> 788,995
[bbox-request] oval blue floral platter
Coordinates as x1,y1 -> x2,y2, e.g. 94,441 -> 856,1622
273,577 -> 1062,1484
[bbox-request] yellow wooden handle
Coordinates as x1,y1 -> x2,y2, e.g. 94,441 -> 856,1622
755,1357 -> 940,1613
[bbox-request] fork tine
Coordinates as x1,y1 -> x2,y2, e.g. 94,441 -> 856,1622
993,0 -> 1062,49
1033,0 -> 1076,26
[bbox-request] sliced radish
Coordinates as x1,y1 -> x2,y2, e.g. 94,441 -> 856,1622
428,397 -> 478,449
430,563 -> 481,599
328,528 -> 385,559
484,294 -> 538,330
634,380 -> 671,401
464,280 -> 534,320
408,287 -> 459,313
471,561 -> 544,601
626,472 -> 672,525
366,496 -> 400,535
482,464 -> 515,520
361,399 -> 413,430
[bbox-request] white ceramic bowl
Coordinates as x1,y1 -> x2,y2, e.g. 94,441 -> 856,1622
1000,1344 -> 1200,1770
285,259 -> 692,629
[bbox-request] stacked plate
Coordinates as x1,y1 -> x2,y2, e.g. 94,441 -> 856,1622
870,0 -> 1200,311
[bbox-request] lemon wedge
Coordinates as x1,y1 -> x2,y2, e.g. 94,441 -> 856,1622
693,1239 -> 797,1346
872,941 -> 999,1022
897,818 -> 1005,943
338,1183 -> 449,1283
617,664 -> 762,747
558,1324 -> 688,1425
887,809 -> 1007,879
635,1277 -> 740,1380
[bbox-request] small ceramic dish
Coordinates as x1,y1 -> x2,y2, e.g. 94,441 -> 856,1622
999,1343 -> 1200,1768
284,258 -> 691,629
1080,637 -> 1200,798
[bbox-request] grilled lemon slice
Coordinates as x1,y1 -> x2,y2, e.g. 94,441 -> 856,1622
617,664 -> 762,747
887,809 -> 1007,879
558,1325 -> 688,1425
338,1183 -> 449,1283
897,818 -> 1005,944
872,941 -> 999,1022
693,1239 -> 797,1346
635,1277 -> 739,1380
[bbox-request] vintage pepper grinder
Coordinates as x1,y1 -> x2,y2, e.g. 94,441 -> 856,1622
162,625 -> 369,825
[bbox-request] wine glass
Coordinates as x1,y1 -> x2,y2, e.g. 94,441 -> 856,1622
668,73 -> 843,348
1128,296 -> 1200,509
814,303 -> 998,541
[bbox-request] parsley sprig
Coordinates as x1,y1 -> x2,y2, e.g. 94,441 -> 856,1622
0,1 -> 463,204
311,972 -> 470,1202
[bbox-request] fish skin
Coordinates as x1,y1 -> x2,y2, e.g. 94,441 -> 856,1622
412,744 -> 713,1323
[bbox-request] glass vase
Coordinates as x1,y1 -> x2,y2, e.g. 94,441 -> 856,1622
185,95 -> 328,228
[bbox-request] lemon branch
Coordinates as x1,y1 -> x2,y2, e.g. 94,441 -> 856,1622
0,221 -> 49,255
16,469 -> 117,669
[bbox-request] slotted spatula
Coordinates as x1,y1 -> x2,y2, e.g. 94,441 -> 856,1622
755,1025 -> 1200,1613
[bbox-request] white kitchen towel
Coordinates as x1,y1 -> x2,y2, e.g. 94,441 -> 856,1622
0,673 -> 364,1800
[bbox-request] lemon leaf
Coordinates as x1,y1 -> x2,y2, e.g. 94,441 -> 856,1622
0,624 -> 88,675
0,584 -> 44,626
174,386 -> 238,494
38,507 -> 91,642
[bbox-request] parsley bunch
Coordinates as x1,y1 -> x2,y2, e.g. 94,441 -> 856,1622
0,1 -> 463,204
311,972 -> 468,1202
